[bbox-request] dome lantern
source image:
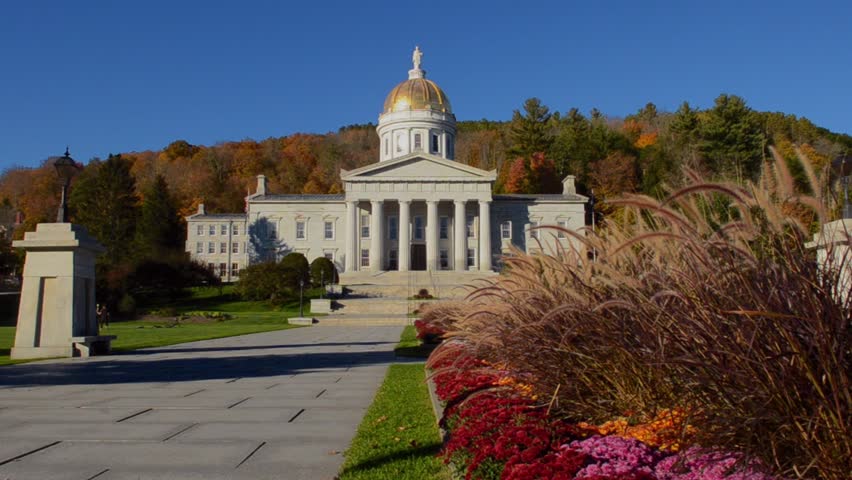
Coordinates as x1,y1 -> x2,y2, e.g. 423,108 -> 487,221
377,47 -> 457,162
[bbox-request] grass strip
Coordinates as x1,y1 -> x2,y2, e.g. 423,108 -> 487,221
338,363 -> 448,480
394,325 -> 436,359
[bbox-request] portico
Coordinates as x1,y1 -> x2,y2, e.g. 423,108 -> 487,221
341,153 -> 497,273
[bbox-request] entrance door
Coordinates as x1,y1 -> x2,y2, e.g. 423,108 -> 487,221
411,244 -> 426,271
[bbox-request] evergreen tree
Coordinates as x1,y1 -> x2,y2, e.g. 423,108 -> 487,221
698,94 -> 765,182
552,108 -> 593,179
135,174 -> 182,259
69,154 -> 139,265
508,98 -> 554,158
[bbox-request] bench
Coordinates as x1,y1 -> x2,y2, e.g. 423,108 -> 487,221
71,335 -> 117,357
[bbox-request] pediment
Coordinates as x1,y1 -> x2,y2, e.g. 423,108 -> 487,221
341,153 -> 496,181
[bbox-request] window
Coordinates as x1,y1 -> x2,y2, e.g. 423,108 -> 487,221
218,263 -> 227,277
209,225 -> 216,236
232,242 -> 239,254
414,216 -> 424,240
557,220 -> 568,238
324,251 -> 334,261
384,138 -> 389,155
439,217 -> 449,239
501,221 -> 512,239
396,133 -> 403,153
196,242 -> 203,254
267,222 -> 277,239
466,215 -> 475,238
220,242 -> 227,254
467,248 -> 476,268
360,248 -> 370,267
207,262 -> 215,271
197,225 -> 204,236
232,224 -> 239,236
324,221 -> 334,240
296,220 -> 306,240
414,133 -> 422,151
388,249 -> 398,270
208,242 -> 215,254
231,263 -> 240,277
448,134 -> 454,158
361,214 -> 370,238
440,249 -> 449,269
530,221 -> 540,240
220,224 -> 227,235
388,216 -> 398,240
431,134 -> 440,153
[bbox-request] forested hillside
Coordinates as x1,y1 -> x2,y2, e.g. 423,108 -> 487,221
2,93 -> 850,238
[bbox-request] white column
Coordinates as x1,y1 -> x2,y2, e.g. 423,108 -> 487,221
426,200 -> 439,271
454,200 -> 466,271
370,200 -> 384,271
479,200 -> 492,271
398,200 -> 410,271
345,201 -> 358,272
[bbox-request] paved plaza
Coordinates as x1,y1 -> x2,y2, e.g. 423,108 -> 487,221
0,325 -> 404,479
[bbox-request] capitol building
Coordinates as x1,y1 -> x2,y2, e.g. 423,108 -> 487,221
185,48 -> 588,282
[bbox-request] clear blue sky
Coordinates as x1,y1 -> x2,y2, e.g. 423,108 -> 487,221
1,0 -> 850,169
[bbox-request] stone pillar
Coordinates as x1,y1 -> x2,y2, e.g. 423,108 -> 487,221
345,201 -> 358,272
398,200 -> 411,271
454,200 -> 466,271
479,200 -> 492,271
370,200 -> 384,271
426,200 -> 439,271
11,223 -> 106,359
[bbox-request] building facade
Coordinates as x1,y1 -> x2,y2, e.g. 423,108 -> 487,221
186,48 -> 588,279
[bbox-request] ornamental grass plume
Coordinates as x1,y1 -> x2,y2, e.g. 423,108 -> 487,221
433,148 -> 850,479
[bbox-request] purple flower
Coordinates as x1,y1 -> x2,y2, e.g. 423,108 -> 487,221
655,447 -> 782,480
564,435 -> 666,478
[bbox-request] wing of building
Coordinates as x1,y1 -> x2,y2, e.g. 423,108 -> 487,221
186,48 -> 588,281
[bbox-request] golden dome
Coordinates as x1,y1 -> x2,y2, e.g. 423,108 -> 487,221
383,77 -> 452,114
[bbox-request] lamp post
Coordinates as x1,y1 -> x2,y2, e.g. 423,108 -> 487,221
320,269 -> 325,299
298,278 -> 305,317
54,148 -> 80,223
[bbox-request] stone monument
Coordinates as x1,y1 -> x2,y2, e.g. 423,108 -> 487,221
11,149 -> 114,359
11,223 -> 113,358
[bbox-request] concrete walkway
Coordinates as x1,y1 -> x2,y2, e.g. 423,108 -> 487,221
0,325 -> 404,480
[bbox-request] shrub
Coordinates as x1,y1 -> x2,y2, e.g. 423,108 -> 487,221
309,256 -> 338,287
413,288 -> 433,299
117,293 -> 136,317
431,150 -> 850,479
280,252 -> 309,290
235,261 -> 285,301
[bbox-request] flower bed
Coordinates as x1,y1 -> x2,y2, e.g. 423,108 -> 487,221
429,340 -> 785,480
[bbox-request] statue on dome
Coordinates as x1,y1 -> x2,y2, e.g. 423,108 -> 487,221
412,46 -> 423,70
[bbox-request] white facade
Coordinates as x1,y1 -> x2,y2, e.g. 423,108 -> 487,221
186,49 -> 588,279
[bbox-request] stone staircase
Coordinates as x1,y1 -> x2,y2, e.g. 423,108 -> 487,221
312,271 -> 494,326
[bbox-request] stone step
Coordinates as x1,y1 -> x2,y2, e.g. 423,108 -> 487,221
314,315 -> 414,326
331,298 -> 411,315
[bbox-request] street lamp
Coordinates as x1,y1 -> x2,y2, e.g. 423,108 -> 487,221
54,147 -> 80,223
320,269 -> 325,300
298,278 -> 305,317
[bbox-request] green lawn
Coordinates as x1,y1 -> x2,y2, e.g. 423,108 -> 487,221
338,363 -> 448,480
394,325 -> 437,359
0,286 -> 316,366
